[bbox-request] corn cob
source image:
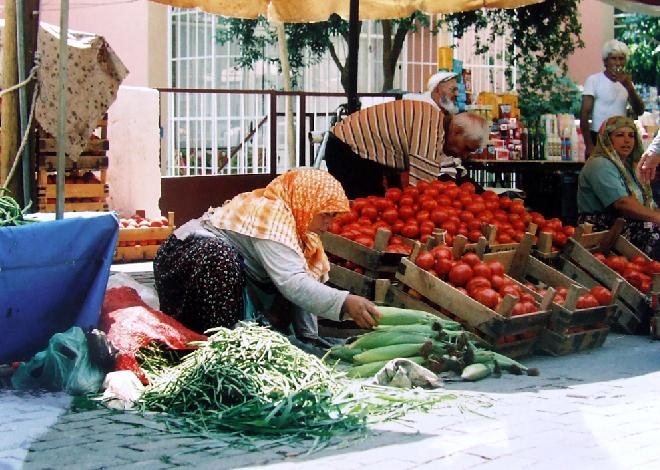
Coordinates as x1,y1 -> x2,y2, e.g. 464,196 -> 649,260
461,362 -> 494,381
347,356 -> 425,379
328,344 -> 363,362
473,350 -> 539,376
352,343 -> 425,365
348,330 -> 432,350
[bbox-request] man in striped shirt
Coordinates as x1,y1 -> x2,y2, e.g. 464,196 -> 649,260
325,99 -> 489,198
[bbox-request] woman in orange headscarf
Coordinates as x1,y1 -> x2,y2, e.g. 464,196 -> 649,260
154,168 -> 381,341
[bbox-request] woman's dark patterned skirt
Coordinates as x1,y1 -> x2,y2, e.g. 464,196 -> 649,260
577,213 -> 659,260
153,235 -> 245,333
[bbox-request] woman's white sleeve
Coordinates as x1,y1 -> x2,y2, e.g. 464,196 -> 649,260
251,238 -> 348,321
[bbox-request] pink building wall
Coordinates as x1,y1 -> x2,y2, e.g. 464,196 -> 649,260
1,0 -> 168,87
566,0 -> 615,87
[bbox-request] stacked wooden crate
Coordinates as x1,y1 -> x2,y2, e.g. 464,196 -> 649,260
114,210 -> 175,262
483,234 -> 619,356
395,242 -> 553,358
36,116 -> 109,212
561,220 -> 659,334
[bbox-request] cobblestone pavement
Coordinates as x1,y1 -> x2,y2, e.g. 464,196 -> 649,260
2,333 -> 660,470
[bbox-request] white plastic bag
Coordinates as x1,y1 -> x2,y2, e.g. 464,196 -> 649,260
97,370 -> 145,410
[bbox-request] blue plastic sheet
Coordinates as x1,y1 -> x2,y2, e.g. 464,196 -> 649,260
0,213 -> 119,362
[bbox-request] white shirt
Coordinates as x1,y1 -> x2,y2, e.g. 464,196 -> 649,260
583,72 -> 629,132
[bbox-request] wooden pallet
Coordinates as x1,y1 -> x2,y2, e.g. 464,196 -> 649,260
395,254 -> 551,357
483,233 -> 617,355
539,326 -> 610,356
327,262 -> 377,299
114,212 -> 175,262
561,220 -> 658,334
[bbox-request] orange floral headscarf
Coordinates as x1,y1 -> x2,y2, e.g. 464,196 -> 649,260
208,168 -> 350,280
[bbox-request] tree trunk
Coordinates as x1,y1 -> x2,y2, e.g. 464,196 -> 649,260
276,22 -> 296,169
381,19 -> 410,92
1,0 -> 19,197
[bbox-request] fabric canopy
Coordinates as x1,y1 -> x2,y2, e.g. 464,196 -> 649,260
152,0 -> 544,22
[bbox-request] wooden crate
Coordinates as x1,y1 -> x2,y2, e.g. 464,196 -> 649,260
326,262 -> 377,299
36,168 -> 108,213
539,326 -> 610,356
373,279 -> 450,320
561,220 -> 658,334
395,253 -> 552,358
114,212 -> 175,262
483,234 -> 618,354
37,115 -> 109,157
322,228 -> 411,277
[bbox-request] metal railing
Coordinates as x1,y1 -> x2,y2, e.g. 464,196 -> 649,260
157,88 -> 400,177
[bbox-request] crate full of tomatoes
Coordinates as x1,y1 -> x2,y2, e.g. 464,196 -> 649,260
328,180 -> 574,255
561,219 -> 659,334
394,242 -> 553,358
37,170 -> 108,212
114,211 -> 175,262
482,234 -> 618,355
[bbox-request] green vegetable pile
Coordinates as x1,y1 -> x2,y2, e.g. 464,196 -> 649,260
0,189 -> 33,227
139,323 -> 451,448
330,307 -> 539,381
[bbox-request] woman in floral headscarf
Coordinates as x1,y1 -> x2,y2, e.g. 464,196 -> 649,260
577,116 -> 660,258
154,168 -> 381,340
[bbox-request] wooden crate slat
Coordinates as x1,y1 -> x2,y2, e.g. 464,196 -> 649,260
39,183 -> 107,199
381,284 -> 449,320
327,263 -> 375,299
114,244 -> 160,263
321,231 -> 405,274
39,138 -> 109,154
38,202 -> 108,212
39,155 -> 109,170
539,326 -> 609,356
395,258 -> 549,340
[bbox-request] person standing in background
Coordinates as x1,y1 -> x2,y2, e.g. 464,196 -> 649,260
579,39 -> 645,159
404,71 -> 459,115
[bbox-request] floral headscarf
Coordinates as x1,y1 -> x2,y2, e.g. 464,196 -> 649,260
591,116 -> 655,208
208,168 -> 350,281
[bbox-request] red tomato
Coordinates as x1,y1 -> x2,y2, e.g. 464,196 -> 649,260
461,252 -> 482,267
358,225 -> 377,238
415,210 -> 431,223
459,211 -> 475,223
589,286 -> 613,306
434,257 -> 453,277
381,208 -> 399,225
522,301 -> 538,313
576,294 -> 599,309
485,260 -> 505,276
416,180 -> 430,192
563,225 -> 576,237
500,284 -> 522,299
467,229 -> 482,243
352,198 -> 368,213
415,251 -> 436,271
472,262 -> 493,279
467,276 -> 492,295
421,199 -> 438,212
499,196 -> 513,209
441,221 -> 459,235
431,245 -> 454,260
448,263 -> 474,287
605,256 -> 627,274
459,181 -> 476,194
399,195 -> 415,207
490,274 -> 507,290
420,220 -> 436,235
354,236 -> 374,248
401,224 -> 420,239
398,205 -> 415,221
361,205 -> 378,221
385,187 -> 402,202
430,209 -> 450,225
509,302 -> 526,316
497,233 -> 513,244
374,197 -> 391,212
328,221 -> 342,234
623,270 -> 645,291
391,220 -> 405,234
402,186 -> 420,200
474,288 -> 501,309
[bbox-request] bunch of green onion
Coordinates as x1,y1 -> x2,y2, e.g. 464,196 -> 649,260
139,323 -> 450,448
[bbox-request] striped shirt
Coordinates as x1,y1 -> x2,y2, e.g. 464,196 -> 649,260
331,100 -> 458,183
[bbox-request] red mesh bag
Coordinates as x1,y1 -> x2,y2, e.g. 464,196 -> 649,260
100,287 -> 207,384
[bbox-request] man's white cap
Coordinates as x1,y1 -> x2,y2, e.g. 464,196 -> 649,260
427,71 -> 457,92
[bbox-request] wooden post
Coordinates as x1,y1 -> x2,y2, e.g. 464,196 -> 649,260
1,0 -> 19,194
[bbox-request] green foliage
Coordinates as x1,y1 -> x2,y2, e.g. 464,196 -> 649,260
517,65 -> 582,124
444,0 -> 584,120
615,13 -> 659,88
215,15 -> 347,88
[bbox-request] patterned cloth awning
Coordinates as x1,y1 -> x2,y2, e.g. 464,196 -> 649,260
35,23 -> 128,162
151,0 -> 545,22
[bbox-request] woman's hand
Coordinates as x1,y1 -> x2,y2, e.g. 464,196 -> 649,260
637,148 -> 659,185
342,294 -> 382,329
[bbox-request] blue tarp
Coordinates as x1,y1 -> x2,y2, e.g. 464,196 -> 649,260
0,213 -> 119,362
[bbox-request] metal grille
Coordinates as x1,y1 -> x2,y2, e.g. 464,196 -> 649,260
165,9 -> 514,178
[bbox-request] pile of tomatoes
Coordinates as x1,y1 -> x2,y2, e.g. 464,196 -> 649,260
117,213 -> 171,248
329,180 -> 574,252
593,252 -> 660,294
412,247 -> 543,315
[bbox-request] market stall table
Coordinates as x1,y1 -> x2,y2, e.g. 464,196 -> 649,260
465,160 -> 585,223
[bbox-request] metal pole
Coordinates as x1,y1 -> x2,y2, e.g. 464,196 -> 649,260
346,0 -> 360,113
15,0 -> 31,209
56,0 -> 69,219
